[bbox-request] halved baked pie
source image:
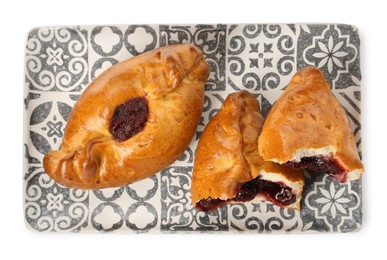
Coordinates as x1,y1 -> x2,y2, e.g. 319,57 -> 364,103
258,66 -> 364,182
191,90 -> 304,211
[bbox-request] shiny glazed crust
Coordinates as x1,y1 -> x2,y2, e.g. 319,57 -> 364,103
43,44 -> 210,189
258,66 -> 364,180
191,90 -> 304,210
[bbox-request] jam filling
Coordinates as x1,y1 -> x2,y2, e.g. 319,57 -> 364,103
196,177 -> 296,212
109,97 -> 149,142
286,156 -> 347,182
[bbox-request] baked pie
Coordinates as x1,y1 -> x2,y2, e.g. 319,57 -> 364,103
191,90 -> 304,211
258,66 -> 364,182
43,44 -> 210,189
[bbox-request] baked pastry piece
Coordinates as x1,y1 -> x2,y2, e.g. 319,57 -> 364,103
191,90 -> 304,211
44,44 -> 210,189
258,66 -> 364,183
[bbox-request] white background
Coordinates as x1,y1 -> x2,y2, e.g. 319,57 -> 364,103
1,0 -> 385,259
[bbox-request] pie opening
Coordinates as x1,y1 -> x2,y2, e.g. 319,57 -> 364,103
286,155 -> 347,182
109,97 -> 149,142
195,177 -> 296,212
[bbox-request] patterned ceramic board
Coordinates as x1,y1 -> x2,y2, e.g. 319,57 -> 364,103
23,24 -> 362,233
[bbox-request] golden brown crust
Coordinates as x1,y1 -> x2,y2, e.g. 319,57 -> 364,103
258,66 -> 364,178
191,90 -> 304,208
43,44 -> 210,189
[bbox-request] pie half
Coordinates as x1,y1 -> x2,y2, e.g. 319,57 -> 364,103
191,90 -> 304,211
258,66 -> 364,182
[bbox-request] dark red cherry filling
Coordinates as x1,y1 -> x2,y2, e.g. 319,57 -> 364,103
286,156 -> 347,182
109,97 -> 149,142
195,177 -> 296,212
196,198 -> 226,212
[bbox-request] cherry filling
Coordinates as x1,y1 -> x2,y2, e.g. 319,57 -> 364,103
196,198 -> 226,212
196,177 -> 296,212
286,156 -> 347,182
109,97 -> 149,142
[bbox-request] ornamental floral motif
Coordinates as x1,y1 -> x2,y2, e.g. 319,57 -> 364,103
315,182 -> 351,218
305,175 -> 360,232
46,47 -> 64,66
312,36 -> 349,73
249,43 -> 274,69
227,24 -> 296,105
303,25 -> 357,81
28,96 -> 75,153
25,27 -> 88,92
45,116 -> 64,138
46,193 -> 64,211
24,172 -> 89,232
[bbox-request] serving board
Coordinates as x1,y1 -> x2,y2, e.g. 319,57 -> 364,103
23,24 -> 362,233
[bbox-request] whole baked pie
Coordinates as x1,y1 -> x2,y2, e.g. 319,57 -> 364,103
43,44 -> 210,189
